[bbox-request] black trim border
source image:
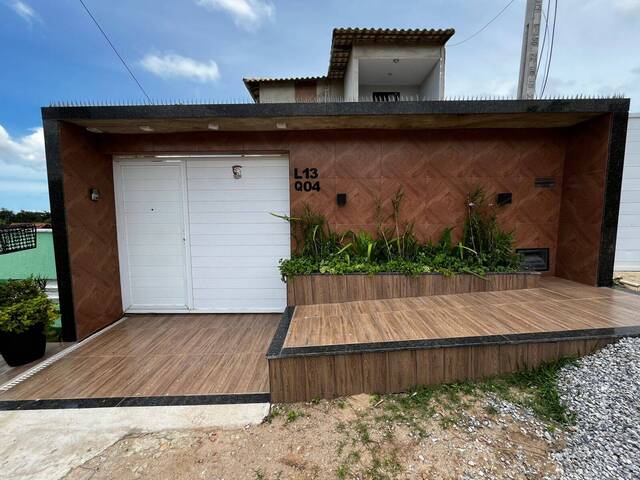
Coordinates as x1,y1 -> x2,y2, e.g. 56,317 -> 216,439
267,318 -> 640,359
0,393 -> 270,411
598,110 -> 630,287
42,98 -> 630,121
267,306 -> 295,359
43,119 -> 76,341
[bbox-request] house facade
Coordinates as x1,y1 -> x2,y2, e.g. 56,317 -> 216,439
244,28 -> 452,103
615,113 -> 640,270
42,29 -> 630,343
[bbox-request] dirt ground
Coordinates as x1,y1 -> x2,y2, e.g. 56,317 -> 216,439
63,391 -> 564,480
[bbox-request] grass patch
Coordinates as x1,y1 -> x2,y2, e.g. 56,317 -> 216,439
375,357 -> 576,429
264,405 -> 307,425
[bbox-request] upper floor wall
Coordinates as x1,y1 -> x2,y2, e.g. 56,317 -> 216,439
244,27 -> 454,104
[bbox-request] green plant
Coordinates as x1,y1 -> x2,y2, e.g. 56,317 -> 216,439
276,187 -> 522,279
0,277 -> 56,335
462,187 -> 521,272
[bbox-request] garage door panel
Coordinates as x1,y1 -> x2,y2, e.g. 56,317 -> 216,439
117,156 -> 289,313
188,178 -> 288,190
616,237 -> 640,249
128,254 -> 184,267
117,163 -> 188,310
125,212 -> 182,225
188,188 -> 289,203
124,201 -> 180,214
126,233 -> 183,246
187,156 -> 290,312
616,116 -> 640,270
190,212 -> 285,225
189,255 -> 279,268
190,244 -> 289,258
191,266 -> 281,279
193,288 -> 285,300
187,200 -> 290,214
193,277 -> 283,289
619,201 -> 640,213
129,265 -> 185,278
130,276 -> 185,288
189,233 -> 290,246
128,244 -> 184,257
123,189 -> 181,203
123,179 -> 181,191
126,223 -> 182,235
189,223 -> 287,235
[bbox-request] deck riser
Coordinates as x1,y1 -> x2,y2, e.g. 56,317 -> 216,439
268,338 -> 613,403
287,273 -> 540,306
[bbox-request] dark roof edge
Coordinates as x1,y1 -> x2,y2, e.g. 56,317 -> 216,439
41,98 -> 631,121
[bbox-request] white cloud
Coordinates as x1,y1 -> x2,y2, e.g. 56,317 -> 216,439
195,0 -> 274,29
0,125 -> 45,172
612,0 -> 640,12
9,0 -> 38,23
0,124 -> 48,205
140,53 -> 220,83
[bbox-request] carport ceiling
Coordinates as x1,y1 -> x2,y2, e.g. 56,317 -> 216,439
63,112 -> 604,134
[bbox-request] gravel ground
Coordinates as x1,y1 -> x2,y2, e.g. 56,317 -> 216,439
556,337 -> 640,480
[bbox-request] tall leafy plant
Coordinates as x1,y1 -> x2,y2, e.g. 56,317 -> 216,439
462,187 -> 521,271
376,188 -> 420,261
272,204 -> 344,261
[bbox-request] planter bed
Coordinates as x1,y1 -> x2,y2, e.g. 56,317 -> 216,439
286,272 -> 540,306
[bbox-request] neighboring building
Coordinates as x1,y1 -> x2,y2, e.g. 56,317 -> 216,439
243,28 -> 454,103
615,113 -> 640,271
0,229 -> 56,282
0,228 -> 59,307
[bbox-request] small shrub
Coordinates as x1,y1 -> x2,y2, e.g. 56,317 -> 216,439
0,277 -> 56,335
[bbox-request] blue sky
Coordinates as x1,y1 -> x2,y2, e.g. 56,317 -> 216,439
1,0 -> 639,212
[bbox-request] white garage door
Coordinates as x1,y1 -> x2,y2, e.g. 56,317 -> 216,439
114,155 -> 290,313
616,114 -> 640,271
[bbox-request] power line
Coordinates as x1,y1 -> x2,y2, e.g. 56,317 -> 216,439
77,0 -> 151,102
540,0 -> 558,96
448,0 -> 518,47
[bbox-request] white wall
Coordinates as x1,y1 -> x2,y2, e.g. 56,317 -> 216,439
419,64 -> 440,100
316,79 -> 344,102
348,44 -> 445,101
259,83 -> 295,103
616,114 -> 640,270
344,56 -> 359,101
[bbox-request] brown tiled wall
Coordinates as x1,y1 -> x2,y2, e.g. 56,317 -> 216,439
556,115 -> 611,285
56,119 -> 614,339
102,128 -> 568,275
60,124 -> 123,339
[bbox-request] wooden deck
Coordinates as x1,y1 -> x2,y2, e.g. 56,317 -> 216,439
285,277 -> 640,347
269,278 -> 640,402
0,314 -> 279,407
0,342 -> 72,386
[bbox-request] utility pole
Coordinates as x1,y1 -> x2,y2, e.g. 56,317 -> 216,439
517,0 -> 542,99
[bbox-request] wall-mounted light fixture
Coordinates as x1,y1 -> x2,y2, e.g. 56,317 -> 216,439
208,123 -> 219,130
139,125 -> 154,132
496,192 -> 512,206
232,165 -> 242,179
89,188 -> 101,202
276,122 -> 287,129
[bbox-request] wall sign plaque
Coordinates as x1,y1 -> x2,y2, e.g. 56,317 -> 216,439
293,168 -> 320,192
